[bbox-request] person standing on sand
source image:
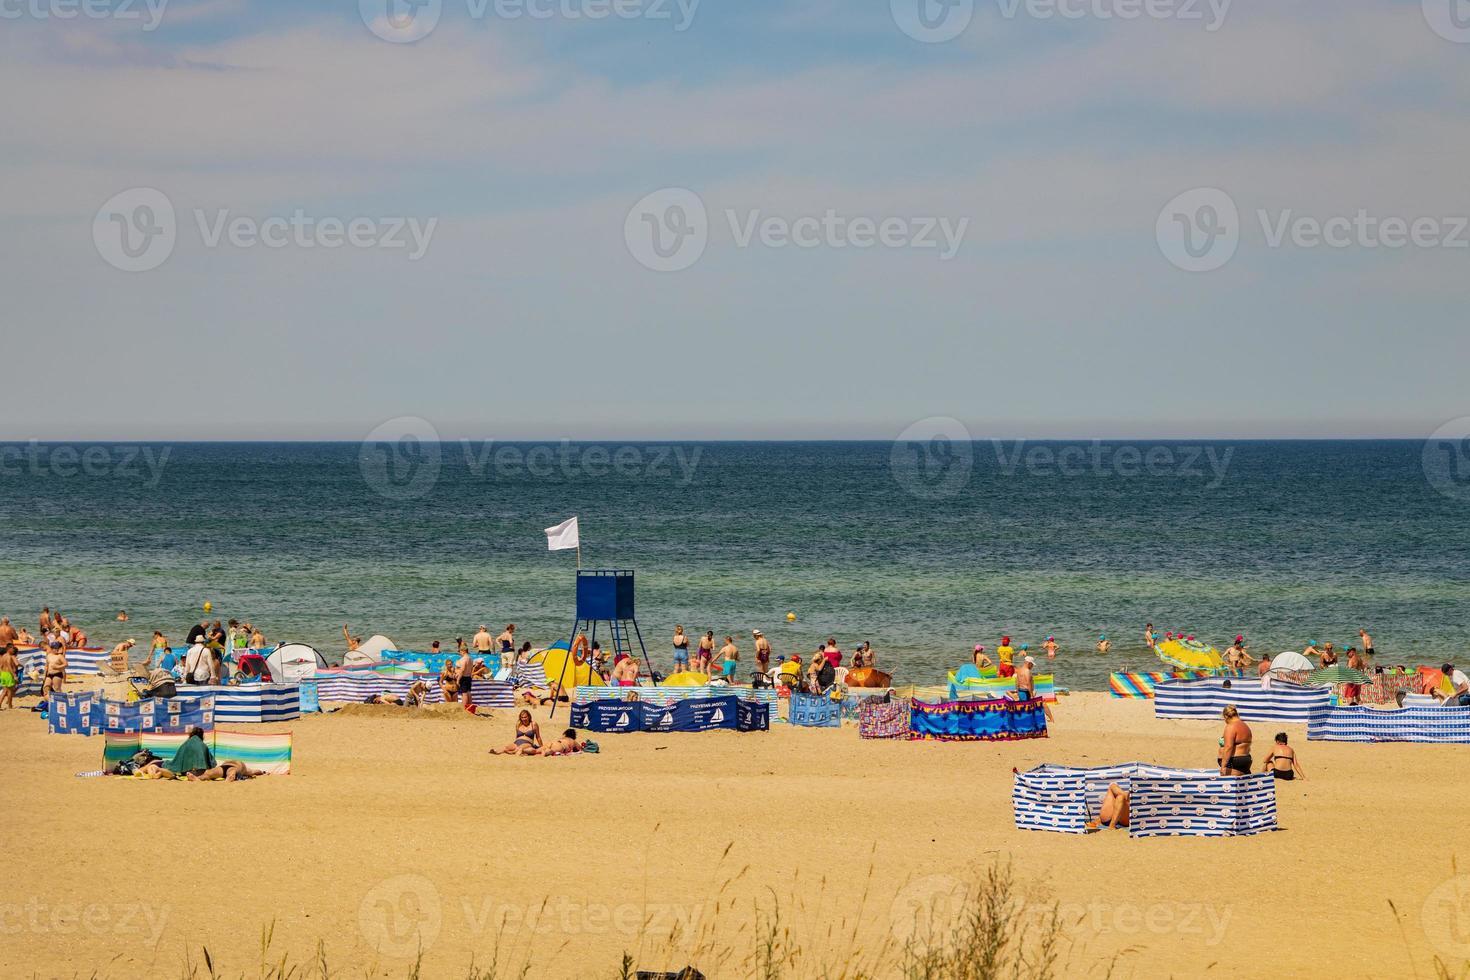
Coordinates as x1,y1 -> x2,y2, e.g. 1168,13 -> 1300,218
38,607 -> 52,637
719,635 -> 739,681
0,617 -> 17,648
697,631 -> 715,674
497,625 -> 516,654
1219,706 -> 1253,777
147,632 -> 169,669
672,626 -> 690,672
0,644 -> 19,710
996,637 -> 1015,677
473,625 -> 496,670
43,642 -> 68,696
753,630 -> 772,674
612,655 -> 640,686
456,644 -> 478,711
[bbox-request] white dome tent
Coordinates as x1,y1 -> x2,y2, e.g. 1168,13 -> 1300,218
1268,651 -> 1314,674
266,643 -> 328,682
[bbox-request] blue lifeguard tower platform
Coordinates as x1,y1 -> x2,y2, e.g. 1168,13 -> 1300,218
566,569 -> 649,666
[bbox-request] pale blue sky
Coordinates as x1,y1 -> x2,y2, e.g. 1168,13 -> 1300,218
2,0 -> 1467,440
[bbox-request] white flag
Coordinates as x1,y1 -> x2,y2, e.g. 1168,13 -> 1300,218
545,516 -> 580,551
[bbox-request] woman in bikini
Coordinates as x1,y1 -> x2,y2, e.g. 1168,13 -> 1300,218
1218,705 -> 1253,776
490,710 -> 542,755
697,631 -> 715,674
191,760 -> 268,782
1261,733 -> 1306,780
541,728 -> 587,756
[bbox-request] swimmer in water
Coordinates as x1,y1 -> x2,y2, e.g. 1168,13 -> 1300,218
1096,634 -> 1111,654
1043,636 -> 1057,659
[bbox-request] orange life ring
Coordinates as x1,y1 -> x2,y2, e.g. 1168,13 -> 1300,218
569,635 -> 590,667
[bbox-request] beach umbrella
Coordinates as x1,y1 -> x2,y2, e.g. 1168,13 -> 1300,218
1308,664 -> 1370,686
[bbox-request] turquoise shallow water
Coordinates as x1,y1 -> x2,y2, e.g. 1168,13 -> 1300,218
1,439 -> 1467,690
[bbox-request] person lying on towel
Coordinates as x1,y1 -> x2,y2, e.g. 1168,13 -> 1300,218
137,726 -> 214,780
1086,784 -> 1130,830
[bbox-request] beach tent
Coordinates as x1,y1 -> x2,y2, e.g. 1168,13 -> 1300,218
663,671 -> 710,687
266,643 -> 328,682
532,645 -> 606,691
1268,651 -> 1314,673
344,634 -> 397,665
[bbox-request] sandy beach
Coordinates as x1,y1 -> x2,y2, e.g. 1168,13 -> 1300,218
4,682 -> 1464,980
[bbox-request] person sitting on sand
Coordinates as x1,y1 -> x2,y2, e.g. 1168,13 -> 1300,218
138,726 -> 215,779
1438,663 -> 1470,706
15,626 -> 34,646
541,727 -> 588,756
777,655 -> 801,688
43,642 -> 68,695
490,710 -> 543,755
1218,705 -> 1253,777
1087,784 -> 1130,830
0,644 -> 19,710
1261,733 -> 1306,781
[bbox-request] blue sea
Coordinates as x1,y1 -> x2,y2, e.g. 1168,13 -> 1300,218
2,439 -> 1467,690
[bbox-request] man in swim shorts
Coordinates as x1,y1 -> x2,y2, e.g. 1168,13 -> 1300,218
0,644 -> 19,710
43,642 -> 68,696
456,646 -> 478,710
1359,629 -> 1374,659
0,617 -> 17,648
612,655 -> 640,686
719,635 -> 739,680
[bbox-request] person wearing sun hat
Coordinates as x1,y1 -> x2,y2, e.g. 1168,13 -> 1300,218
972,644 -> 992,669
996,636 -> 1015,677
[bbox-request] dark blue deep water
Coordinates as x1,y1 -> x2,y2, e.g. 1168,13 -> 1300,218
2,439 -> 1467,689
